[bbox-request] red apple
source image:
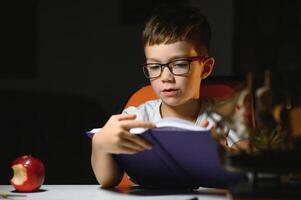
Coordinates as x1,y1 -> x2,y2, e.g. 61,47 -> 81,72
10,155 -> 45,192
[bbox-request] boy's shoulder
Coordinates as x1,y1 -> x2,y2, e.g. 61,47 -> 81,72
122,99 -> 162,121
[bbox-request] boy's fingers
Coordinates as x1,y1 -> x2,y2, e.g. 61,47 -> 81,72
116,146 -> 140,154
117,130 -> 153,150
200,119 -> 209,128
119,139 -> 145,152
115,114 -> 137,121
122,133 -> 152,149
121,120 -> 155,129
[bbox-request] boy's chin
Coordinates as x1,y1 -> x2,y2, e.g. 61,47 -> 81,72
161,98 -> 184,107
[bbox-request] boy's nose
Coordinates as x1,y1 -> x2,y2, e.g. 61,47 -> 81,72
160,67 -> 174,82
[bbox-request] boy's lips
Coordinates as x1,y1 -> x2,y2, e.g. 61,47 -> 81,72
161,89 -> 179,97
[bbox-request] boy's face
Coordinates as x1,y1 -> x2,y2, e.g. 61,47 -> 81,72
144,41 -> 214,107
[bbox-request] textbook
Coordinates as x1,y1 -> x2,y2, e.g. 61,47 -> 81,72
112,118 -> 245,189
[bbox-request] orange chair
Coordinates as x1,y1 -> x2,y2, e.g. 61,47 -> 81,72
117,77 -> 253,188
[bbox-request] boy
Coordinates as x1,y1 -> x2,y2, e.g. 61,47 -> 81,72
91,5 -> 247,188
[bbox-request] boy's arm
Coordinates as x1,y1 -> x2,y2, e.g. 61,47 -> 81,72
91,142 -> 123,188
91,114 -> 154,188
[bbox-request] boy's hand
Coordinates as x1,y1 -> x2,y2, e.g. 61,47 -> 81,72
92,114 -> 155,154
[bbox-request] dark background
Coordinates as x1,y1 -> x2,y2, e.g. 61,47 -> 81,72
1,0 -> 300,184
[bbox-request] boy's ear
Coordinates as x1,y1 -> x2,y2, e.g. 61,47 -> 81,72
201,57 -> 215,79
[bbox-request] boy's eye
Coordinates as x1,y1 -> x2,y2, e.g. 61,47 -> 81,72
147,64 -> 161,71
173,60 -> 189,68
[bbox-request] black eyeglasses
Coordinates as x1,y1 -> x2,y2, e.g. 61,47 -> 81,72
142,56 -> 206,79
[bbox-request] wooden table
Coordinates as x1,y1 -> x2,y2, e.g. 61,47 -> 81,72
0,185 -> 229,200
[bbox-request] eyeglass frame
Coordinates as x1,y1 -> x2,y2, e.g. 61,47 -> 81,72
142,55 -> 207,79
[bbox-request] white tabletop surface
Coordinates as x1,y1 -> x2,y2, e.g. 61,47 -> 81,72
0,185 -> 230,200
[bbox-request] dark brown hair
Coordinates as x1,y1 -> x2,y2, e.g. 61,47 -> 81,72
142,5 -> 211,55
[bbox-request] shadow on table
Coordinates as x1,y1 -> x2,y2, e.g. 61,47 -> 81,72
1,189 -> 47,199
102,185 -> 227,196
11,189 -> 48,193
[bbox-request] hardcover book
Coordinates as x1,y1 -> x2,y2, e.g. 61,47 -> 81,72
87,118 -> 245,188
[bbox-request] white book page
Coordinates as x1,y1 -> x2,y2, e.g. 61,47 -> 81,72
130,117 -> 207,134
155,117 -> 207,131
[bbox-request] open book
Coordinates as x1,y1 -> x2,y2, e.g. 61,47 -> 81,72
111,118 -> 245,189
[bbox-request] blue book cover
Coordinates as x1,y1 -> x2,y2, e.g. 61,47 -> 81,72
111,118 -> 245,189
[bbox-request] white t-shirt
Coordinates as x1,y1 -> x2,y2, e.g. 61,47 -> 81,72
90,99 -> 244,147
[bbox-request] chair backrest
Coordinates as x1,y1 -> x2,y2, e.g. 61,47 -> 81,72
124,78 -> 243,108
117,77 -> 253,188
